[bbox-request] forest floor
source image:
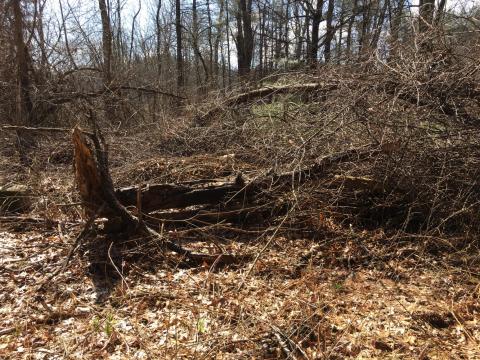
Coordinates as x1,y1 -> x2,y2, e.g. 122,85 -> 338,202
0,141 -> 480,359
1,127 -> 480,359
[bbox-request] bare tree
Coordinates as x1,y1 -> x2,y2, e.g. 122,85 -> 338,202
324,0 -> 336,62
176,0 -> 183,89
98,0 -> 113,85
235,0 -> 254,76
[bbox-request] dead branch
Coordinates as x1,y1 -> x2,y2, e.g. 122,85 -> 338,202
115,145 -> 381,215
48,85 -> 185,105
2,125 -> 72,133
194,82 -> 337,125
115,180 -> 244,213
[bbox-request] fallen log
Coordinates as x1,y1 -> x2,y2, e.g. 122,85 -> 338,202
0,184 -> 32,213
72,120 -> 392,266
72,126 -> 245,265
115,180 -> 244,213
194,82 -> 337,125
114,144 -> 382,215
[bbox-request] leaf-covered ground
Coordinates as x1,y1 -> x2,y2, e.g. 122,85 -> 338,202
1,224 -> 479,359
1,136 -> 480,359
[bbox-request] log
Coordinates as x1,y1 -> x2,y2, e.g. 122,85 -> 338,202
194,82 -> 337,125
113,144 -> 381,216
115,181 -> 244,213
72,121 -> 388,266
0,184 -> 31,213
72,126 -> 245,265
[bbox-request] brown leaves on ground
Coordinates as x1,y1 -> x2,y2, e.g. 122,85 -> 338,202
1,228 -> 479,359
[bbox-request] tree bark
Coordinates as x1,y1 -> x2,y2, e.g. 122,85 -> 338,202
72,126 -> 245,265
236,0 -> 254,77
155,0 -> 162,78
308,0 -> 324,64
346,0 -> 358,60
324,0 -> 335,62
12,0 -> 36,164
175,0 -> 184,89
98,0 -> 113,85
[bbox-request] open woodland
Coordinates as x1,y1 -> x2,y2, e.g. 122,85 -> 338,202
1,0 -> 480,358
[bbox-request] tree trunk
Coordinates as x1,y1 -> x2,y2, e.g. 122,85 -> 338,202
345,0 -> 357,60
389,0 -> 404,58
206,0 -> 214,80
192,0 -> 202,85
358,0 -> 373,60
12,0 -> 35,164
370,0 -> 389,51
294,2 -> 303,61
308,0 -> 324,64
324,0 -> 336,62
72,126 -> 243,265
236,0 -> 254,77
225,0 -> 232,86
175,0 -> 184,89
155,0 -> 162,78
98,0 -> 113,85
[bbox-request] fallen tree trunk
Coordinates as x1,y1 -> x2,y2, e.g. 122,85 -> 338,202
114,144 -> 381,214
0,184 -> 32,213
194,82 -> 337,125
115,180 -> 244,213
73,123 -> 390,266
73,127 -> 246,265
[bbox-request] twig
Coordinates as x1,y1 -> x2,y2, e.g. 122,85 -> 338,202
270,324 -> 309,360
42,203 -> 105,284
237,209 -> 292,290
0,327 -> 16,336
1,125 -> 93,136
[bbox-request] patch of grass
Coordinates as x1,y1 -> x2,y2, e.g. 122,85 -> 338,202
91,316 -> 101,333
251,101 -> 285,119
104,313 -> 116,337
197,318 -> 207,334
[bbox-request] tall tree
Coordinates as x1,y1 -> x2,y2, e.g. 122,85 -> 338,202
225,0 -> 232,85
345,0 -> 358,60
235,0 -> 254,76
323,0 -> 336,62
12,0 -> 33,125
175,0 -> 184,88
155,0 -> 162,77
308,0 -> 324,63
98,0 -> 113,85
12,0 -> 35,163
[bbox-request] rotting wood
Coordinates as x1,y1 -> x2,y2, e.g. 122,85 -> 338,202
115,181 -> 245,213
114,144 -> 381,215
72,122 -> 388,266
72,126 -> 246,265
0,184 -> 31,213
